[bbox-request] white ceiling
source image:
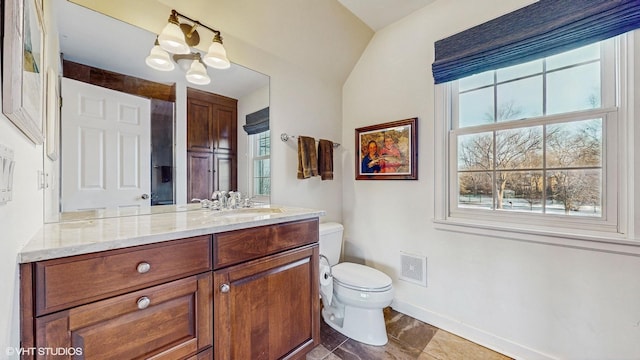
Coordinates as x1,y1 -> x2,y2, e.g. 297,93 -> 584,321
337,0 -> 436,30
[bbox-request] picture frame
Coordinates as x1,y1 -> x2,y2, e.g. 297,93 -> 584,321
46,67 -> 60,160
355,118 -> 418,180
2,0 -> 46,144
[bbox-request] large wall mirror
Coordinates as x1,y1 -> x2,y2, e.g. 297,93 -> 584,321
46,0 -> 270,222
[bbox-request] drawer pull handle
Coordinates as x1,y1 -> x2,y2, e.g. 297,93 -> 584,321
137,296 -> 151,310
137,262 -> 151,274
220,284 -> 230,293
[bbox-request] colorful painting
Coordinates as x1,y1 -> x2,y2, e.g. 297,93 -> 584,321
355,118 -> 418,180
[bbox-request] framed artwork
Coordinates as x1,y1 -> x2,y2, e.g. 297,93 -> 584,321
355,118 -> 418,180
2,0 -> 46,144
46,68 -> 60,160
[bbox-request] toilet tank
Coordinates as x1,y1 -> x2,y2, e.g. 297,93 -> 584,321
319,222 -> 343,266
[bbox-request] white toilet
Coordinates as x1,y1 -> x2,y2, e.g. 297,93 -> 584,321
318,222 -> 394,346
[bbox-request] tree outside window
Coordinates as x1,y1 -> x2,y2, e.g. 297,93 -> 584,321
454,42 -> 607,218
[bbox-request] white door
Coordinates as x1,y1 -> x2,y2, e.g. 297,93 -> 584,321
61,78 -> 151,212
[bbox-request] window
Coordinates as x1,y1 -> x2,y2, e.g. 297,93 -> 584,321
439,37 -> 626,235
250,130 -> 270,198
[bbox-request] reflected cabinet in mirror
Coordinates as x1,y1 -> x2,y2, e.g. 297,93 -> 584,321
46,0 -> 270,222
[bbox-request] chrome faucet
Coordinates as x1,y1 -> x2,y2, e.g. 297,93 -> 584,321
211,191 -> 228,210
210,190 -> 244,210
228,191 -> 242,209
191,198 -> 211,208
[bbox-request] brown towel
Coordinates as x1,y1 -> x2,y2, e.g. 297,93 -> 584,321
297,136 -> 318,179
318,139 -> 334,180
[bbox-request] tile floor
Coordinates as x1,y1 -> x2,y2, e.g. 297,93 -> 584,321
306,308 -> 513,360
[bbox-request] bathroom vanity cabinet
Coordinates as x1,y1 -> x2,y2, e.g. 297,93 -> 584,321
212,220 -> 320,359
21,236 -> 213,359
19,215 -> 320,360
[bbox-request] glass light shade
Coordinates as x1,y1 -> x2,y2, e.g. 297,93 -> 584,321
158,22 -> 189,54
203,41 -> 231,69
185,60 -> 211,85
145,45 -> 175,71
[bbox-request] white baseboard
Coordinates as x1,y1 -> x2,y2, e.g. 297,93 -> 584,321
391,298 -> 557,360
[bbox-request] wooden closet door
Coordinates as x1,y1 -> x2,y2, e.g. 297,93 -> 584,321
186,88 -> 237,194
187,152 -> 214,201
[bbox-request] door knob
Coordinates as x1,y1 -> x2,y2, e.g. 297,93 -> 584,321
141,194 -> 150,200
220,284 -> 230,293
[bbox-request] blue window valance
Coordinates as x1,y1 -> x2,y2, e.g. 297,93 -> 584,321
243,107 -> 269,135
432,0 -> 640,84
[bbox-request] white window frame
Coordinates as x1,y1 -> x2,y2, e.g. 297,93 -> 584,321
434,34 -> 636,247
248,130 -> 270,202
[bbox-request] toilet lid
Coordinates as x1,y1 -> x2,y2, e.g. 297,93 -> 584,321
332,262 -> 392,292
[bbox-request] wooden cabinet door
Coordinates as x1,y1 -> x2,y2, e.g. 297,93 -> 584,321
213,152 -> 235,192
187,152 -> 214,201
187,97 -> 215,153
213,245 -> 320,360
211,103 -> 235,155
186,88 -> 237,193
35,274 -> 212,360
186,88 -> 237,155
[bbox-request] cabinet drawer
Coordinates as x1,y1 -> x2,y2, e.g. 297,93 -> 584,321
213,218 -> 319,269
36,274 -> 212,360
35,236 -> 212,316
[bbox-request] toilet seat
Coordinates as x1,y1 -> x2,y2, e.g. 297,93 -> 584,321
332,262 -> 392,292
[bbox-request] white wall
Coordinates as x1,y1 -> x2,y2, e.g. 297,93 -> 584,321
343,0 -> 640,359
0,120 -> 43,360
0,119 -> 43,359
0,2 -> 58,356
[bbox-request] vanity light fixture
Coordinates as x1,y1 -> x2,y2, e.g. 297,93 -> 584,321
145,9 -> 231,84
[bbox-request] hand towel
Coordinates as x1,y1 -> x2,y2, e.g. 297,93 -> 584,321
318,139 -> 334,180
297,136 -> 318,179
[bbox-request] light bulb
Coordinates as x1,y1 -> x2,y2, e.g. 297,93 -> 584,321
158,21 -> 189,54
185,60 -> 211,85
145,45 -> 175,71
203,39 -> 230,69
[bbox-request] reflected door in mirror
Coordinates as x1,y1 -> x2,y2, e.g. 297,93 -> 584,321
61,78 -> 151,211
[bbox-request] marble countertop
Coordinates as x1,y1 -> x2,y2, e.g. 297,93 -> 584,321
20,205 -> 325,263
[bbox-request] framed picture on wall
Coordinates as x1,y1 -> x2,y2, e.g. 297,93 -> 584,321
2,0 -> 46,144
355,118 -> 418,180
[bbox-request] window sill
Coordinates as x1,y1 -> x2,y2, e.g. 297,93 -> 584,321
432,217 -> 640,255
